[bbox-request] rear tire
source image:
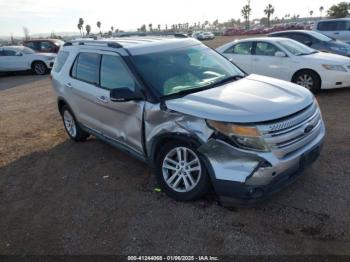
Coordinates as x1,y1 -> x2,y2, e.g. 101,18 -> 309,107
155,141 -> 210,201
32,61 -> 48,75
61,105 -> 89,141
292,70 -> 321,93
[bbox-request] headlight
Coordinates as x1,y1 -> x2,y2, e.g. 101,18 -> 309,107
207,120 -> 270,152
322,64 -> 347,72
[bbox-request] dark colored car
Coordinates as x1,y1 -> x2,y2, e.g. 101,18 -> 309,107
23,39 -> 65,53
268,30 -> 350,57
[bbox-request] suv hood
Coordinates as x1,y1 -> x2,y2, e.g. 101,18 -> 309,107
165,74 -> 314,123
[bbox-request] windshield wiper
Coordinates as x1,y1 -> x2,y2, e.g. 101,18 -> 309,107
296,51 -> 318,56
161,75 -> 245,100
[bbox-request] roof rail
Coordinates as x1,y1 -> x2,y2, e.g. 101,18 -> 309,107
63,40 -> 123,48
117,32 -> 188,38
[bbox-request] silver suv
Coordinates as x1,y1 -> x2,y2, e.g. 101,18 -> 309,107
51,36 -> 325,205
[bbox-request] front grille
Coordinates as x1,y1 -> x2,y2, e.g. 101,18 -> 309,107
257,101 -> 322,158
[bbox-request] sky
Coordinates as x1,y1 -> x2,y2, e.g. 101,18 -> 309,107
0,0 -> 345,36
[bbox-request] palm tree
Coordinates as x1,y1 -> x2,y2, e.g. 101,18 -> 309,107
111,26 -> 114,33
319,6 -> 324,17
77,23 -> 82,36
97,21 -> 102,36
85,24 -> 91,36
241,4 -> 252,29
264,4 -> 275,27
148,23 -> 153,32
310,10 -> 314,18
78,18 -> 84,36
157,24 -> 161,31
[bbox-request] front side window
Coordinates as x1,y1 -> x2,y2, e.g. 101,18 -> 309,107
100,55 -> 135,91
40,41 -> 54,51
255,42 -> 280,56
337,21 -> 350,31
25,42 -> 40,51
132,44 -> 244,97
2,50 -> 17,56
72,52 -> 100,84
225,42 -> 252,55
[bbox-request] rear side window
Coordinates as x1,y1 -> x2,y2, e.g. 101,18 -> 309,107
255,42 -> 279,56
100,55 -> 135,91
53,51 -> 69,73
71,52 -> 100,84
317,21 -> 350,31
225,42 -> 252,55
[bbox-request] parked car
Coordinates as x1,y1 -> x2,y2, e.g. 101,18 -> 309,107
269,30 -> 350,57
313,18 -> 350,44
217,37 -> 350,92
192,31 -> 215,40
51,37 -> 324,205
0,46 -> 56,75
23,39 -> 64,53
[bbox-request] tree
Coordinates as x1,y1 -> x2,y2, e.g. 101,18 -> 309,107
264,4 -> 275,27
111,26 -> 114,33
241,4 -> 252,29
140,24 -> 146,32
78,18 -> 84,37
85,24 -> 91,36
148,23 -> 153,32
157,24 -> 161,31
309,10 -> 314,18
319,6 -> 324,17
327,2 -> 350,18
97,21 -> 102,36
23,27 -> 30,40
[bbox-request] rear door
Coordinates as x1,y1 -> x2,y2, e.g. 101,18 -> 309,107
68,52 -> 107,134
93,51 -> 144,154
221,41 -> 253,73
251,41 -> 291,80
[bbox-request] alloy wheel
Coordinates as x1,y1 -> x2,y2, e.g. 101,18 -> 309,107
162,147 -> 202,193
296,74 -> 314,90
34,63 -> 46,75
63,110 -> 77,138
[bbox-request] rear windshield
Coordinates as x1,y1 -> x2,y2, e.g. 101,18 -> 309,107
52,51 -> 69,73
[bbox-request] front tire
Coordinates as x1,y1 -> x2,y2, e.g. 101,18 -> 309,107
155,141 -> 210,201
292,70 -> 321,93
32,61 -> 48,75
61,105 -> 89,141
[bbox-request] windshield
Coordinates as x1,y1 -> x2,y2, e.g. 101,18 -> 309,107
132,45 -> 245,97
21,47 -> 35,54
277,39 -> 317,56
307,31 -> 332,42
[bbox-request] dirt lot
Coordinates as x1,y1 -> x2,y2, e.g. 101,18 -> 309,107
0,37 -> 350,256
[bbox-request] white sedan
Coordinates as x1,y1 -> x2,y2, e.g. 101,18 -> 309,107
216,37 -> 350,92
0,46 -> 56,75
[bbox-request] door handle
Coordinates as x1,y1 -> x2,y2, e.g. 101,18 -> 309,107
65,82 -> 72,89
252,58 -> 260,62
334,32 -> 339,35
97,95 -> 109,103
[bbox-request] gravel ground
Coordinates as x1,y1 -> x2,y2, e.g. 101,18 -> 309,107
0,38 -> 350,255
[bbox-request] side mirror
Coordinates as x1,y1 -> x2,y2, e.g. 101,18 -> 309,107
275,51 -> 287,57
110,87 -> 144,102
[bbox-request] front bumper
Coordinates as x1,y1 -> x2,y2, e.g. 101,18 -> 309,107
44,60 -> 55,69
198,122 -> 325,206
320,69 -> 350,89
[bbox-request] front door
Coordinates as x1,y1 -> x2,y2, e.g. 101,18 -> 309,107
95,51 -> 144,154
251,41 -> 290,81
222,41 -> 253,73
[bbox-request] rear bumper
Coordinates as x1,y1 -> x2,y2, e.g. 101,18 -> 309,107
321,70 -> 350,89
199,122 -> 325,206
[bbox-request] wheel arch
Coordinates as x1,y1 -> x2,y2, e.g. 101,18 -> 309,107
31,60 -> 46,69
148,133 -> 203,166
57,97 -> 70,115
291,68 -> 322,84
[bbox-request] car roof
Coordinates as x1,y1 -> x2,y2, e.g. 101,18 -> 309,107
23,39 -> 58,42
269,30 -> 311,35
0,46 -> 26,50
63,36 -> 201,55
235,37 -> 287,42
315,18 -> 350,23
